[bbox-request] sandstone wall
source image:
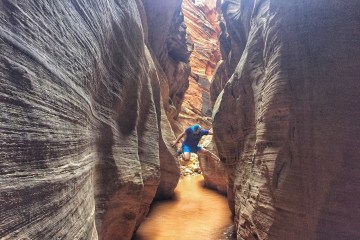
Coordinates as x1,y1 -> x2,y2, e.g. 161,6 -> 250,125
199,135 -> 227,194
182,0 -> 221,79
0,0 -> 181,239
213,0 -> 360,239
179,0 -> 221,130
143,0 -> 192,136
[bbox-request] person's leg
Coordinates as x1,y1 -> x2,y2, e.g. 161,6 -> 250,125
182,152 -> 190,161
197,148 -> 220,162
182,145 -> 191,161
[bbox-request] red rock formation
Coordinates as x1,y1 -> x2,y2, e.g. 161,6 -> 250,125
213,0 -> 360,239
0,0 -> 183,239
182,0 -> 221,78
179,0 -> 225,193
179,0 -> 221,130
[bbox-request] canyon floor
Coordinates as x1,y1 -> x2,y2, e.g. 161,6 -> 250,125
133,174 -> 233,240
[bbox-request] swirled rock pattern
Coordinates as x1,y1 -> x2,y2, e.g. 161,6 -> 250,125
178,0 -> 221,130
210,0 -> 255,105
213,0 -> 360,239
182,0 -> 221,78
0,0 -> 181,239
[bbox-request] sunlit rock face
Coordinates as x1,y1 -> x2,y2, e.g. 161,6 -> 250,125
213,0 -> 360,239
179,0 -> 221,129
182,0 -> 221,78
0,0 -> 181,239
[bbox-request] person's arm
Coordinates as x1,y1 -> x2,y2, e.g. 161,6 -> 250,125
207,128 -> 214,135
171,131 -> 186,147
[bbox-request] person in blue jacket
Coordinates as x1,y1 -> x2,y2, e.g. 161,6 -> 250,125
171,124 -> 220,162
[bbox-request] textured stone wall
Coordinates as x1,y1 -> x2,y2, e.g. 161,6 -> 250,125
213,0 -> 360,239
179,0 -> 221,130
143,0 -> 192,136
182,0 -> 221,79
0,0 -> 181,239
199,135 -> 227,194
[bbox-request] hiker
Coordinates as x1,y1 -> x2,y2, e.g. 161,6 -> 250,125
171,124 -> 220,162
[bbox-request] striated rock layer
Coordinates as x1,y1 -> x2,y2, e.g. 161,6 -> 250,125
213,0 -> 360,239
182,0 -> 221,79
179,0 -> 221,130
210,0 -> 253,105
0,0 -> 185,239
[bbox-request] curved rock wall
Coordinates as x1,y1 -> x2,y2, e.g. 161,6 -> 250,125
140,0 -> 186,199
0,0 -> 182,239
143,0 -> 192,135
199,135 -> 227,194
213,0 -> 360,239
210,0 -> 256,105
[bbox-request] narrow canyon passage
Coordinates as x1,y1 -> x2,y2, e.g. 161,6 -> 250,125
132,1 -> 233,239
134,175 -> 233,240
1,0 -> 360,239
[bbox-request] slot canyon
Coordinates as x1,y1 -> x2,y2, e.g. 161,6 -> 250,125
1,0 -> 360,240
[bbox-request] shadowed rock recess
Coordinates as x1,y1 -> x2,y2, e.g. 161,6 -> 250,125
0,0 -> 191,239
212,0 -> 360,239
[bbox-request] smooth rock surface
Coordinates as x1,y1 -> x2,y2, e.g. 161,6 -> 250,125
199,135 -> 227,194
213,0 -> 360,239
0,0 -> 181,239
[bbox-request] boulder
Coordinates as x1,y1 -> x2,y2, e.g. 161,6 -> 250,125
199,135 -> 227,194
